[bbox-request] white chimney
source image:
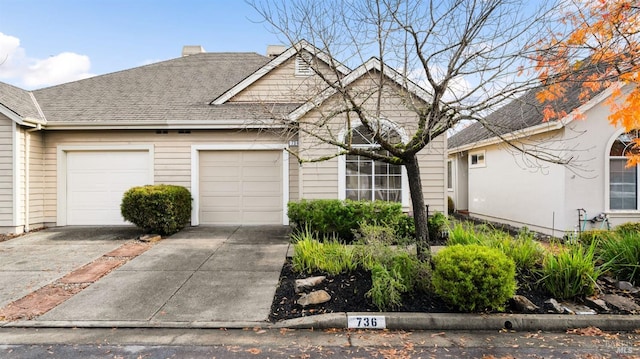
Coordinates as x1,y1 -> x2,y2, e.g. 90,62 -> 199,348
182,45 -> 206,57
266,45 -> 286,58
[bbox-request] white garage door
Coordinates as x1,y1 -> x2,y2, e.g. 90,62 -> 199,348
66,151 -> 151,225
199,150 -> 283,225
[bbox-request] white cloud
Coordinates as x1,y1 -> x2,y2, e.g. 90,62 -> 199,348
0,32 -> 94,89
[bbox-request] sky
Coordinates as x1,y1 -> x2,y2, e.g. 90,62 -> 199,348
0,0 -> 281,89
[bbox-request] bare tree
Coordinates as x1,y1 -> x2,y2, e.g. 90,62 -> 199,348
248,0 -> 563,261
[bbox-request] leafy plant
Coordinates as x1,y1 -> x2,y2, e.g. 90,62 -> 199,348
599,231 -> 640,284
355,222 -> 396,246
120,184 -> 192,235
540,242 -> 603,299
431,244 -> 516,312
367,263 -> 407,311
427,212 -> 449,242
447,222 -> 483,245
292,237 -> 356,275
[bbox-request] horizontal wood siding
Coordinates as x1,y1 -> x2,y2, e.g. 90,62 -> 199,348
231,56 -> 338,103
41,130 -> 289,224
0,116 -> 13,226
28,131 -> 45,228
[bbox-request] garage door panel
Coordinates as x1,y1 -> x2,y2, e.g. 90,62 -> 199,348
66,151 -> 150,225
199,150 -> 283,225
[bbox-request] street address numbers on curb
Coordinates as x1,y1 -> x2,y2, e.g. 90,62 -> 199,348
347,315 -> 386,329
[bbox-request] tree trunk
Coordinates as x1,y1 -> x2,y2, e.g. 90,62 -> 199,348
404,153 -> 431,262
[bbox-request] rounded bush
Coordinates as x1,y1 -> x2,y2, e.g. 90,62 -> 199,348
432,244 -> 516,312
121,184 -> 192,235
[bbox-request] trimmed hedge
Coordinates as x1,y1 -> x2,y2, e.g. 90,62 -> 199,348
432,244 -> 516,312
121,184 -> 192,235
288,199 -> 412,242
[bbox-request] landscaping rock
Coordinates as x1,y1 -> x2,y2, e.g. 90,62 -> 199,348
600,276 -> 617,285
297,290 -> 331,307
511,295 -> 539,313
139,234 -> 162,243
616,281 -> 636,292
560,302 -> 596,315
584,297 -> 610,312
544,298 -> 565,314
295,276 -> 326,293
602,294 -> 640,313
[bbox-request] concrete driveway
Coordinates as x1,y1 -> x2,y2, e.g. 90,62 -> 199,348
0,227 -> 141,310
23,225 -> 291,327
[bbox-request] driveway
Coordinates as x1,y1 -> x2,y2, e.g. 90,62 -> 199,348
28,225 -> 291,327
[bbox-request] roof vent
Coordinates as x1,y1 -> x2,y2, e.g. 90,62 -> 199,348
266,45 -> 286,58
182,45 -> 205,57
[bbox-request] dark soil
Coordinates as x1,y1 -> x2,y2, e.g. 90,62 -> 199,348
269,258 -> 639,322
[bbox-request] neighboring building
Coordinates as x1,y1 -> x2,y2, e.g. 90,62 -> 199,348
0,41 -> 447,234
448,84 -> 640,237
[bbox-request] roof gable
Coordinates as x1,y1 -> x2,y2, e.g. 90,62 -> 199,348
287,57 -> 431,121
0,81 -> 45,126
211,40 -> 351,105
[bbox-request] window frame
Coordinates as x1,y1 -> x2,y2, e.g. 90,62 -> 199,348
469,150 -> 486,168
337,121 -> 409,207
447,159 -> 454,191
606,130 -> 640,212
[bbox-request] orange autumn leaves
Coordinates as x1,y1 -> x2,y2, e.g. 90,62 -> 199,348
535,0 -> 640,165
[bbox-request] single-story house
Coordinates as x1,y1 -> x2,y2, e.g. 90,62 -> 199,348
0,41 -> 447,234
448,84 -> 640,236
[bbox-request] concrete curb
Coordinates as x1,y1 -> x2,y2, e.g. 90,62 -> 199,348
275,312 -> 640,332
4,313 -> 639,332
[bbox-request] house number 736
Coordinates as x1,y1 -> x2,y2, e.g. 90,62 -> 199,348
347,315 -> 386,329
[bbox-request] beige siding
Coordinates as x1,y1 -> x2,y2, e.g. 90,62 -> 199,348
295,74 -> 447,212
231,56 -> 337,103
27,131 -> 45,228
0,115 -> 13,226
42,129 -> 289,224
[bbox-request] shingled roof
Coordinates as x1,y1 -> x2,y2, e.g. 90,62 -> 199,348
29,52 -> 296,126
448,81 -> 589,150
0,81 -> 44,123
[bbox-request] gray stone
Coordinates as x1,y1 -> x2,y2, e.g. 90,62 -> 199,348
602,294 -> 640,313
297,290 -> 331,307
544,298 -> 564,314
511,295 -> 539,313
560,302 -> 596,315
600,276 -> 617,285
295,276 -> 326,293
616,281 -> 636,291
584,297 -> 610,312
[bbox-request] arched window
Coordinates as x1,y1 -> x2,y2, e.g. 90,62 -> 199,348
609,130 -> 640,210
344,124 -> 403,202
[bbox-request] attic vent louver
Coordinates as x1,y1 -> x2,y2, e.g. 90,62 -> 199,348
295,52 -> 314,76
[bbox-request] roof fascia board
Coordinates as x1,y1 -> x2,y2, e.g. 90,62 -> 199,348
211,40 -> 350,105
0,104 -> 26,126
448,82 -> 624,154
448,120 -> 564,153
287,57 -> 432,121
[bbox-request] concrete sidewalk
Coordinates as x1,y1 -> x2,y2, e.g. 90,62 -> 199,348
29,225 -> 290,327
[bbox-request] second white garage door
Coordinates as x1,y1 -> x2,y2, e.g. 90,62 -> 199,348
199,150 -> 283,225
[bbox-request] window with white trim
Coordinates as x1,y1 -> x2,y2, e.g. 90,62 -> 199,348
295,53 -> 314,76
469,150 -> 486,168
609,130 -> 639,210
345,124 -> 402,202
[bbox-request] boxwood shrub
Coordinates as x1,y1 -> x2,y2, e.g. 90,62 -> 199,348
121,184 -> 192,235
432,244 -> 516,312
287,199 -> 412,242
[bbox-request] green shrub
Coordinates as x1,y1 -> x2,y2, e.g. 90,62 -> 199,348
487,235 -> 544,289
447,196 -> 455,214
599,231 -> 640,284
578,229 -> 618,247
447,222 -> 483,245
355,222 -> 396,246
614,222 -> 640,236
365,251 -> 431,311
394,214 -> 416,242
427,212 -> 448,242
432,244 -> 516,312
287,199 -> 408,243
540,242 -> 603,299
292,237 -> 356,275
120,184 -> 192,235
